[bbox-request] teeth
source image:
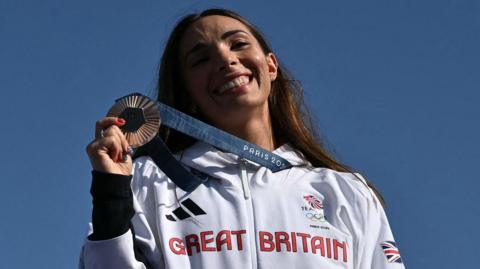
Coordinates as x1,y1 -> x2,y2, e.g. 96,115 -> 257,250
218,76 -> 249,93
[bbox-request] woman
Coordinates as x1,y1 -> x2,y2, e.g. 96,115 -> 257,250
81,8 -> 404,269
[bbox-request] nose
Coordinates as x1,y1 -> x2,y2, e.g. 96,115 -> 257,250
214,46 -> 237,72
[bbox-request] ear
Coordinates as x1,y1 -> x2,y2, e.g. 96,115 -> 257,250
266,52 -> 278,81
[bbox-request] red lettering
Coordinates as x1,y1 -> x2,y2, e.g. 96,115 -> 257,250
169,237 -> 186,255
231,230 -> 246,250
185,234 -> 200,256
296,233 -> 311,253
311,236 -> 325,256
259,231 -> 275,252
171,230 -> 347,263
333,239 -> 348,263
275,232 -> 291,252
200,231 -> 215,252
326,238 -> 332,258
291,232 -> 297,252
216,230 -> 232,251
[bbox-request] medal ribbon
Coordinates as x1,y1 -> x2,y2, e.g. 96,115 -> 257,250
158,102 -> 292,172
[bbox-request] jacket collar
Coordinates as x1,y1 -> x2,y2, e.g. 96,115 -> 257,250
178,141 -> 309,179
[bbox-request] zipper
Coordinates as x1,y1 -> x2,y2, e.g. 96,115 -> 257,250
240,159 -> 251,199
239,158 -> 257,269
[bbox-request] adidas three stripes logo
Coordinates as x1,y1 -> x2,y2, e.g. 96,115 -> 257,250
166,198 -> 207,221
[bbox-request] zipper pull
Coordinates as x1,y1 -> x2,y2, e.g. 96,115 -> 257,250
240,159 -> 251,199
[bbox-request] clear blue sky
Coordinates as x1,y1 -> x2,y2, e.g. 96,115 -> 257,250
1,0 -> 478,268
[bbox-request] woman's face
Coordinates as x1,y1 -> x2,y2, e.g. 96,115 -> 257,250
179,15 -> 278,127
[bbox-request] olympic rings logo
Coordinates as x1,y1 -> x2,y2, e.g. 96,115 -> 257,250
305,212 -> 326,222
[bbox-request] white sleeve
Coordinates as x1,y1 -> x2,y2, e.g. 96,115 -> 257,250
355,187 -> 406,269
80,230 -> 147,269
79,203 -> 164,269
79,158 -> 165,269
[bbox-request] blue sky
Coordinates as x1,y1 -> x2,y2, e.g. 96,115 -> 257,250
0,0 -> 478,268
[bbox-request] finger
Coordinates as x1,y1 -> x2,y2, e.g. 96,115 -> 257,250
102,125 -> 131,154
102,124 -> 123,138
104,135 -> 123,162
115,126 -> 131,154
89,132 -> 123,162
85,140 -> 97,157
111,128 -> 130,159
95,117 -> 126,139
118,150 -> 131,163
115,131 -> 132,161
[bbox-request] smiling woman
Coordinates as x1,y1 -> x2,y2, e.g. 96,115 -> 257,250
179,16 -> 278,144
81,8 -> 405,269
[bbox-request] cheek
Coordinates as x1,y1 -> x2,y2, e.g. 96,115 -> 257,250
184,71 -> 209,98
186,82 -> 214,112
251,55 -> 271,80
186,87 -> 206,109
185,72 -> 200,90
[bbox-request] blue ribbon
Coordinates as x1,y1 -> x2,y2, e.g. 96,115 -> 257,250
158,102 -> 292,172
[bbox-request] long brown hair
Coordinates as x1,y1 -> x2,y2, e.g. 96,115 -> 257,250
155,8 -> 384,204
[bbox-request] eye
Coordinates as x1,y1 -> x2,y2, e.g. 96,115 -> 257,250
191,57 -> 209,68
231,41 -> 249,50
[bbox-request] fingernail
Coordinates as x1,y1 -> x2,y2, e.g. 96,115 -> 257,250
122,154 -> 128,162
127,146 -> 134,155
117,118 -> 125,124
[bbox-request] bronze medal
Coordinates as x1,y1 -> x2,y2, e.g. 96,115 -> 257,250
106,93 -> 161,148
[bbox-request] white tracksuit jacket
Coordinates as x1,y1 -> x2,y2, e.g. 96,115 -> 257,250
80,142 -> 405,269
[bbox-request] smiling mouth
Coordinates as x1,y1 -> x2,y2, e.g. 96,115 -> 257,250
216,75 -> 252,94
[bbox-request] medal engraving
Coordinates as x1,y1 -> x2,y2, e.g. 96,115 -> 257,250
107,93 -> 161,148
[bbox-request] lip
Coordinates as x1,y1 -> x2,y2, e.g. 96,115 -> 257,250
212,72 -> 253,94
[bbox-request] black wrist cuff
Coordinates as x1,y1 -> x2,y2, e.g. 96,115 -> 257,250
90,171 -> 132,199
89,171 -> 135,241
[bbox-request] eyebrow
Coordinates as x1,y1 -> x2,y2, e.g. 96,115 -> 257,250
221,29 -> 248,40
184,29 -> 249,62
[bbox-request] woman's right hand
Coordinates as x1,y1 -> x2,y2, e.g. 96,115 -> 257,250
86,117 -> 133,175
